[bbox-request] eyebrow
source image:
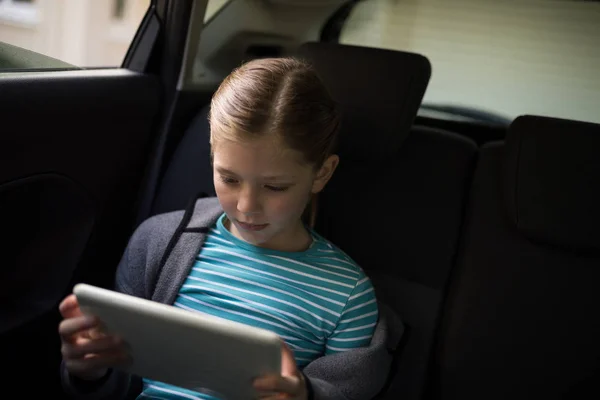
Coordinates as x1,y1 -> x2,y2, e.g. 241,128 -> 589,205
215,167 -> 238,177
215,167 -> 294,182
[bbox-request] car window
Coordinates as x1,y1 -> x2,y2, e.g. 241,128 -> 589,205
0,0 -> 150,70
340,0 -> 600,124
205,0 -> 232,23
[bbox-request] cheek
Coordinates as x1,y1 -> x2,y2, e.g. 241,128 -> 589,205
214,181 -> 236,211
266,192 -> 309,220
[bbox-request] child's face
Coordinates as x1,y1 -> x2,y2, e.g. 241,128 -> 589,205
212,135 -> 336,251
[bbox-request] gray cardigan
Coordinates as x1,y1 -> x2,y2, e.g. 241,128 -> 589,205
61,197 -> 403,400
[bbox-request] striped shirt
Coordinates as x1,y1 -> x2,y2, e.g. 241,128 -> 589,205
139,213 -> 378,400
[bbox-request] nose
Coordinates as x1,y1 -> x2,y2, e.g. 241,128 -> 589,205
237,186 -> 261,215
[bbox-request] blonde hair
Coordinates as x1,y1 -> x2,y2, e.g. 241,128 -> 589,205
208,57 -> 341,168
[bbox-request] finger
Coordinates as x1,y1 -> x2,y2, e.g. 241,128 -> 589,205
280,341 -> 298,377
62,335 -> 125,360
254,375 -> 299,396
59,316 -> 98,343
64,352 -> 131,375
87,324 -> 109,340
59,294 -> 83,319
258,390 -> 291,400
259,393 -> 289,400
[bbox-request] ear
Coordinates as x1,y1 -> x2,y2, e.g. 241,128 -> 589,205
311,154 -> 339,194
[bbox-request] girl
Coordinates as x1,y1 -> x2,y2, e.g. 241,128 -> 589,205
59,57 -> 389,400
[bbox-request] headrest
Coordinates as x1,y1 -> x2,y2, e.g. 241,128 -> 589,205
296,42 -> 431,162
505,115 -> 600,252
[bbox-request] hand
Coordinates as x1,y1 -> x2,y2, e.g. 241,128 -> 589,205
58,294 -> 131,381
253,341 -> 308,400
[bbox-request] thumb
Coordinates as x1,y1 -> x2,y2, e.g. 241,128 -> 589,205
280,340 -> 298,377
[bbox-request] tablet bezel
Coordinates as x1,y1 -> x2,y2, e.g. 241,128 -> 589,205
73,283 -> 282,399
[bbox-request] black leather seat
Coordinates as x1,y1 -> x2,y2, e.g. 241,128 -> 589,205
295,43 -> 477,400
433,115 -> 600,399
152,106 -> 214,215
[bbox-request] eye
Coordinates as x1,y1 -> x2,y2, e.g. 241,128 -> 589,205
265,185 -> 289,192
220,175 -> 238,185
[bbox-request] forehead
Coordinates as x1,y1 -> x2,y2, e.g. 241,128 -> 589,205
212,136 -> 309,177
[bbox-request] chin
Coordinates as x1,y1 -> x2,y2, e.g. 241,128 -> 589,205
237,229 -> 271,245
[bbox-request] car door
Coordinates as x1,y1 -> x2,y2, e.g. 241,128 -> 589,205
0,0 -> 196,396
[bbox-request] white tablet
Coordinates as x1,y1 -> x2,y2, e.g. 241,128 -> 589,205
73,283 -> 281,400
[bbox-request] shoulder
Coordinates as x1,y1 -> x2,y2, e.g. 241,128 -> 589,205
311,232 -> 370,283
132,209 -> 185,246
132,196 -> 222,247
114,197 -> 222,297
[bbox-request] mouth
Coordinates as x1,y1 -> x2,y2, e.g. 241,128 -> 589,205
235,220 -> 269,232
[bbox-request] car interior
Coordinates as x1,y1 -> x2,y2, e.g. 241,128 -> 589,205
1,0 -> 598,399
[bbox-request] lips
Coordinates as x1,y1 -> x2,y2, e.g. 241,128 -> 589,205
236,220 -> 269,232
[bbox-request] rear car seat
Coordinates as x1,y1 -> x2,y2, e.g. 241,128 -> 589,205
432,115 -> 600,399
295,43 -> 477,400
151,42 -> 478,400
152,105 -> 214,214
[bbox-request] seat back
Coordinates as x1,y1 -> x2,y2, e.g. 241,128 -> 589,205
152,106 -> 214,215
296,43 -> 478,399
433,116 -> 600,399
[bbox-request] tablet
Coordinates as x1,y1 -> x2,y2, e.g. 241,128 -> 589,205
73,283 -> 281,400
